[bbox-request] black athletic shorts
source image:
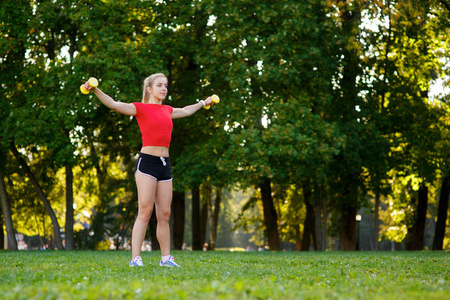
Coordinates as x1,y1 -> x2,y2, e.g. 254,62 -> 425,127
135,153 -> 172,182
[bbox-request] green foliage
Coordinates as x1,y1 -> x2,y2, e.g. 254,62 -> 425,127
274,184 -> 305,244
205,0 -> 342,187
0,251 -> 448,299
1,0 -> 450,250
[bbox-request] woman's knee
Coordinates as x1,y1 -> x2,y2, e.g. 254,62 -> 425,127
137,207 -> 153,223
156,208 -> 171,222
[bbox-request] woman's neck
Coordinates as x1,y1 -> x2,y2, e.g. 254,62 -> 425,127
148,96 -> 162,104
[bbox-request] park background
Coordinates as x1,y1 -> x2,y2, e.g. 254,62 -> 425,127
1,0 -> 450,253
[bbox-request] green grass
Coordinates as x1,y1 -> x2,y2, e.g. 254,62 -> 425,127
0,250 -> 448,299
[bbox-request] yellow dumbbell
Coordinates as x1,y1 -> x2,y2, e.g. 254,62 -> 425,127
80,77 -> 99,94
204,94 -> 220,110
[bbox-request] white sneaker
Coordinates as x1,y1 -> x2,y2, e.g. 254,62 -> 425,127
159,256 -> 180,267
129,255 -> 144,267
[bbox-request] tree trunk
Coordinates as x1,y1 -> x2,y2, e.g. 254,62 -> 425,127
0,170 -> 17,250
171,190 -> 185,250
322,186 -> 328,250
314,184 -> 326,251
149,206 -> 160,250
336,0 -> 361,252
200,185 -> 209,248
92,155 -> 108,248
433,176 -> 450,250
208,187 -> 221,250
191,185 -> 202,250
259,178 -> 281,250
339,205 -> 357,251
302,182 -> 316,251
374,193 -> 380,251
338,174 -> 358,251
295,226 -> 302,251
302,200 -> 316,251
0,212 -> 3,250
65,165 -> 74,250
314,203 -> 322,251
10,144 -> 64,250
406,184 -> 428,250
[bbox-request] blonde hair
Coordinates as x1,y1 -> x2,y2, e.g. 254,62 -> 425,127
142,73 -> 168,103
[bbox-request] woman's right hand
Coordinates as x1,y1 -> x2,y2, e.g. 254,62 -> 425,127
83,80 -> 94,92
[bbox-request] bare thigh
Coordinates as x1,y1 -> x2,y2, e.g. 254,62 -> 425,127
155,180 -> 173,221
135,172 -> 158,217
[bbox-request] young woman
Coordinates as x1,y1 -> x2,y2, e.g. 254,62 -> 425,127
83,73 -> 215,267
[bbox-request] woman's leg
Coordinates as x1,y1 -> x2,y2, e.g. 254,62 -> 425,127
132,172 -> 157,259
155,180 -> 173,256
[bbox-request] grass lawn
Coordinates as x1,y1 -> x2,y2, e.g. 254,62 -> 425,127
0,250 -> 448,299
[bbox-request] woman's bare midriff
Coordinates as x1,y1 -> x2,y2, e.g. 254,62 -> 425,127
141,146 -> 170,157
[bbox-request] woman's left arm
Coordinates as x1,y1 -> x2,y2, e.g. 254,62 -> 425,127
171,96 -> 213,119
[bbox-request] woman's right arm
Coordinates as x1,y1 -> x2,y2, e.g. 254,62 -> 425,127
90,87 -> 136,116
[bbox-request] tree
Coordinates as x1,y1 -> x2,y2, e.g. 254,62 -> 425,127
433,176 -> 450,250
10,145 -> 64,250
191,185 -> 201,250
372,0 -> 446,250
208,187 -> 222,250
0,167 -> 18,250
0,0 -> 67,250
200,0 -> 344,250
432,0 -> 450,251
171,190 -> 185,250
3,0 -> 450,252
329,0 -> 449,251
301,182 -> 316,251
0,0 -> 30,251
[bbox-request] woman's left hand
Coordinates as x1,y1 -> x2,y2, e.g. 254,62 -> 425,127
204,96 -> 214,107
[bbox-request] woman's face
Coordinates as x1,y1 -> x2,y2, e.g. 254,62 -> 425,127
149,77 -> 168,101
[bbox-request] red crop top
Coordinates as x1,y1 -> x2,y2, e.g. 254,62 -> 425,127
133,102 -> 173,147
